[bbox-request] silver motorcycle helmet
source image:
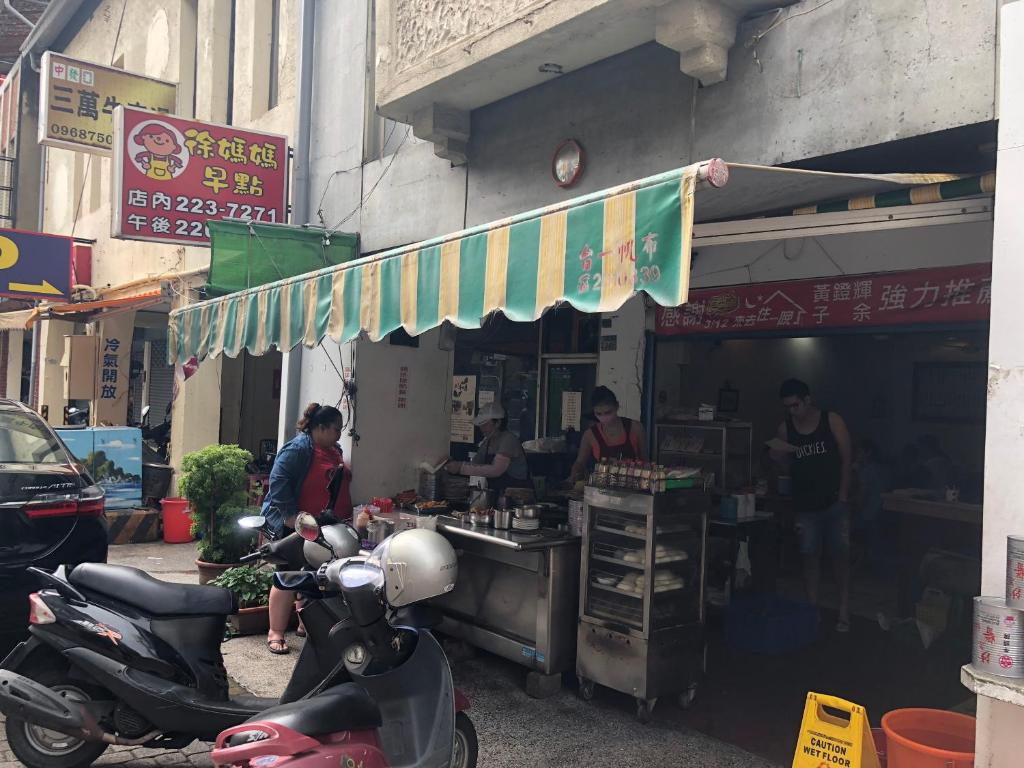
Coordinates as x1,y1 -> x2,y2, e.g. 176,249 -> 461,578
303,523 -> 361,568
366,529 -> 458,607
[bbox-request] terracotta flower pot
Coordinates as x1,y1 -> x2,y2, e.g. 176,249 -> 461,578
229,605 -> 270,635
195,559 -> 240,585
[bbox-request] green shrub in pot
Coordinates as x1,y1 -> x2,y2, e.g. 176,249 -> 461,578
210,565 -> 273,609
177,444 -> 256,564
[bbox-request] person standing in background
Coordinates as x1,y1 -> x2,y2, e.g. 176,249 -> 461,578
770,378 -> 853,632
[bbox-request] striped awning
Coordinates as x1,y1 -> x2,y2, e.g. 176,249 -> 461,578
168,162 -> 712,364
168,159 -> 977,365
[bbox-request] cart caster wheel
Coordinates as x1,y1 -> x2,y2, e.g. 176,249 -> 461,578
577,677 -> 595,702
678,684 -> 698,710
636,698 -> 655,723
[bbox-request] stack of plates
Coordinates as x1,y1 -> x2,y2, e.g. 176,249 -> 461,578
513,518 -> 540,531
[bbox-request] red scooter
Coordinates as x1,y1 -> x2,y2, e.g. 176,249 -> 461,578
211,526 -> 478,768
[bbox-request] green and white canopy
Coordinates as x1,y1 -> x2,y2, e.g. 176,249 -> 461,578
168,161 -> 968,364
169,163 -> 706,363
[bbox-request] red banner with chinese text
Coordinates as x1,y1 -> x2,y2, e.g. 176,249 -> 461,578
655,263 -> 992,336
112,106 -> 287,246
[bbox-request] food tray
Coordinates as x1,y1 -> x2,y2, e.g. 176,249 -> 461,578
414,501 -> 449,514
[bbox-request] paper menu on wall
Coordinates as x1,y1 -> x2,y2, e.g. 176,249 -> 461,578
450,375 -> 477,443
561,391 -> 582,432
478,390 -> 495,407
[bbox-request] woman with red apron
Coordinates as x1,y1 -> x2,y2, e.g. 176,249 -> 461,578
569,386 -> 647,482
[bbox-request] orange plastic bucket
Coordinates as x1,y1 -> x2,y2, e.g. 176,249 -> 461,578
161,497 -> 194,544
881,709 -> 975,768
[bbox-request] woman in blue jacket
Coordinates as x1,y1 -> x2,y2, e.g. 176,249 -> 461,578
261,403 -> 352,654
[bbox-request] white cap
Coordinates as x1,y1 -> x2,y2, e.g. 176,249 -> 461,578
474,402 -> 506,426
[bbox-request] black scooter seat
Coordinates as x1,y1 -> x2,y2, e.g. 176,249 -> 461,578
241,684 -> 382,738
69,563 -> 237,617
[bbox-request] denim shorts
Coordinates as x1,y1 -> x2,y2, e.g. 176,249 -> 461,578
795,501 -> 851,555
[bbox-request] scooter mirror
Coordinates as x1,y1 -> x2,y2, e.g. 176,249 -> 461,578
238,515 -> 266,530
295,512 -> 321,542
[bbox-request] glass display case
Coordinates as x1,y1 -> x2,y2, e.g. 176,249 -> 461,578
576,486 -> 708,721
655,420 -> 752,491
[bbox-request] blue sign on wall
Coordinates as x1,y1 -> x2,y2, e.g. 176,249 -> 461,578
0,228 -> 73,301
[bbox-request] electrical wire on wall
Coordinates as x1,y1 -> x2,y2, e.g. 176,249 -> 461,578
326,126 -> 412,237
318,338 -> 359,443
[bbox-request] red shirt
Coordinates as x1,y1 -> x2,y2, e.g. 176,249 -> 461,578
296,444 -> 353,520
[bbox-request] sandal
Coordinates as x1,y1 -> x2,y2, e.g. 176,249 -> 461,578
267,637 -> 290,655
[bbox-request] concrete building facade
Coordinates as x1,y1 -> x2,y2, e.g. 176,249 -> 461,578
282,0 -> 1015,759
285,0 -> 999,496
8,0 -> 299,471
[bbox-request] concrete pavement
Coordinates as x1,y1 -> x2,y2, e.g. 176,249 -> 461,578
0,541 -> 779,767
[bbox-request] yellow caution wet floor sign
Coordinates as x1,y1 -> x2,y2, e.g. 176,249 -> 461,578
792,693 -> 881,768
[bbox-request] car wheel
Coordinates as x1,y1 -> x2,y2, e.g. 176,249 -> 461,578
452,711 -> 478,768
6,670 -> 109,768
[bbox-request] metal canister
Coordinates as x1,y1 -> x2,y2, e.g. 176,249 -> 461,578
493,508 -> 512,530
366,518 -> 394,546
973,596 -> 1024,677
1007,536 -> 1024,607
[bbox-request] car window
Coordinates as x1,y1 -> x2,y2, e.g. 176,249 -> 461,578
0,412 -> 71,464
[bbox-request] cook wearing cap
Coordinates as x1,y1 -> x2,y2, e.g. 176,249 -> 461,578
446,402 -> 531,495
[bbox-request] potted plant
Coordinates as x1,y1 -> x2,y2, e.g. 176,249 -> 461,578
177,444 -> 257,583
210,565 -> 274,635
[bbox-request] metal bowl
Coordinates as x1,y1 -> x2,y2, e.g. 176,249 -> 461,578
469,510 -> 493,527
516,505 -> 541,520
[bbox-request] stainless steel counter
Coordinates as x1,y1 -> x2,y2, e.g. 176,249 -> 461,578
430,516 -> 581,697
436,515 -> 580,550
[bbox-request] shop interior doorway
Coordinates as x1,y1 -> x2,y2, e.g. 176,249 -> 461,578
653,327 -> 986,763
220,349 -> 282,470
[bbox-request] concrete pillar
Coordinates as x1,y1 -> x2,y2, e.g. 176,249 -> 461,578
598,295 -> 649,422
195,0 -> 233,123
169,354 -> 223,484
976,2 -> 1024,765
36,319 -> 74,425
5,329 -> 23,401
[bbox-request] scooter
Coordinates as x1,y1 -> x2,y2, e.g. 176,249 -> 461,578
211,524 -> 478,768
140,404 -> 171,463
0,515 -> 362,768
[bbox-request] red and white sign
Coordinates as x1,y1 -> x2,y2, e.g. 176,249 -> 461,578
655,263 -> 992,336
112,106 -> 288,246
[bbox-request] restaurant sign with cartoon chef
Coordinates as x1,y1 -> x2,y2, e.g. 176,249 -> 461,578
39,52 -> 177,154
112,106 -> 288,246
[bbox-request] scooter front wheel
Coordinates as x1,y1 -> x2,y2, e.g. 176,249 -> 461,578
452,711 -> 478,768
6,674 -> 109,768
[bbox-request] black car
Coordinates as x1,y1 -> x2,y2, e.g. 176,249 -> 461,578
0,399 -> 108,653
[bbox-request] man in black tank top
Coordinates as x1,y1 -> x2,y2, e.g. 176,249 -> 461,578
771,378 -> 853,633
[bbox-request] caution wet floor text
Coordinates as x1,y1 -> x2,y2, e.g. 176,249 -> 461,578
792,693 -> 880,768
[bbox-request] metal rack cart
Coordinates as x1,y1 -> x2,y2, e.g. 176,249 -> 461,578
576,485 -> 709,722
